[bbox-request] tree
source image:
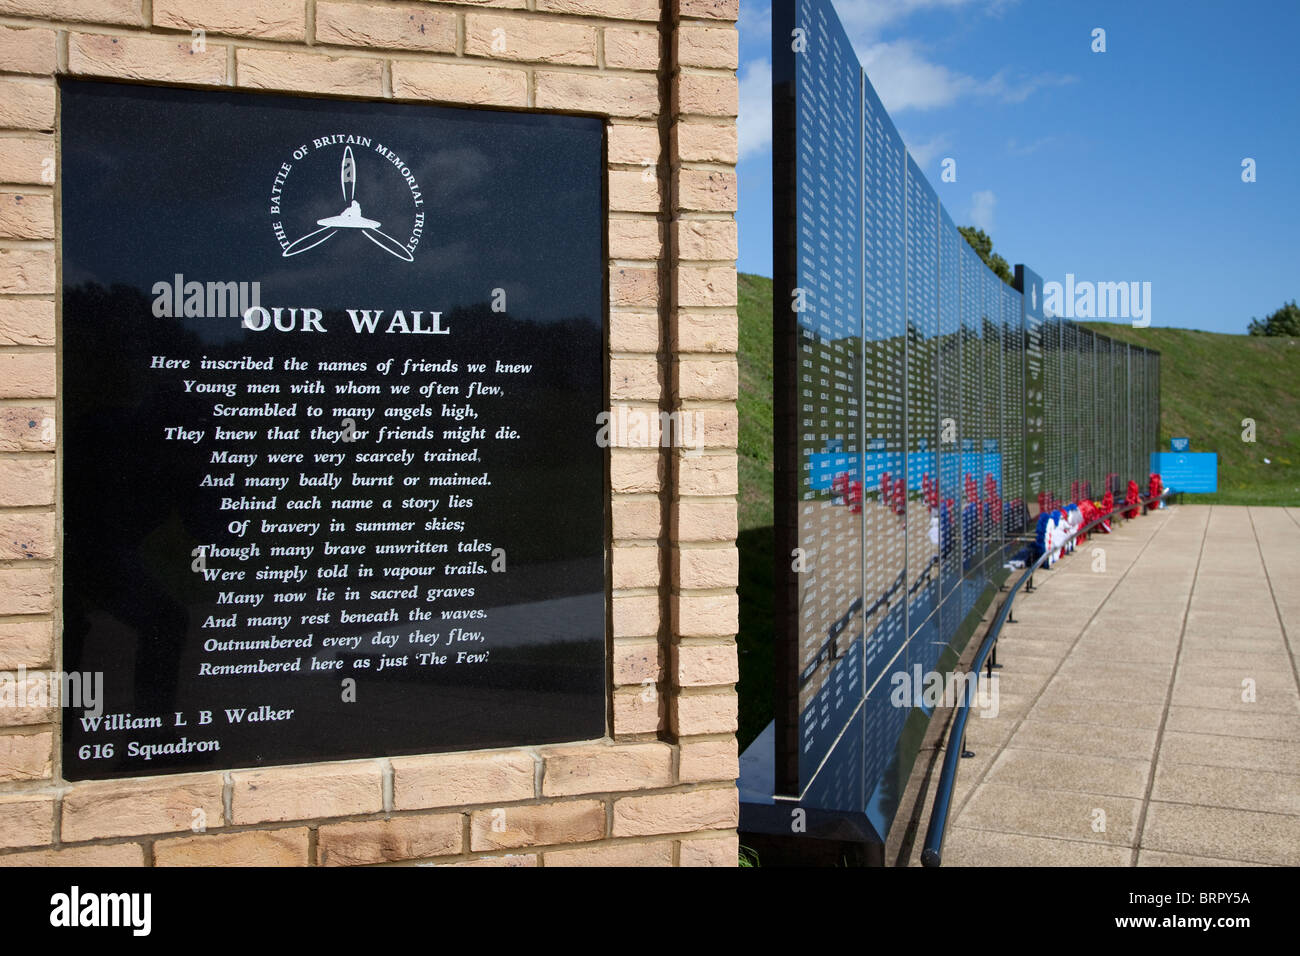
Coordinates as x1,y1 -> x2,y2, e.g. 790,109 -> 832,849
958,226 -> 1014,287
1247,300 -> 1300,337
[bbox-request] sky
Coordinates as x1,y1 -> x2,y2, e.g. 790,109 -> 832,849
736,0 -> 1300,335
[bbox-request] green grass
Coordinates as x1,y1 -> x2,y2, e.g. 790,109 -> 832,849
734,274 -> 1299,749
1085,322 -> 1300,506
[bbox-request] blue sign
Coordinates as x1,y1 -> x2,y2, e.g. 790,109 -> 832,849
1152,452 -> 1217,493
1171,437 -> 1190,452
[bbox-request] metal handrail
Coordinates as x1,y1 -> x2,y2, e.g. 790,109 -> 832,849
919,489 -> 1175,867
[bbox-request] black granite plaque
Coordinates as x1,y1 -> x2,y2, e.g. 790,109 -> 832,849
59,80 -> 607,779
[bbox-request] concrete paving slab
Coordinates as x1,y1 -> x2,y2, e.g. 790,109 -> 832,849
1008,719 -> 1158,761
1157,730 -> 1300,774
959,782 -> 1141,845
1151,763 -> 1300,816
986,747 -> 1151,799
1141,802 -> 1300,866
943,827 -> 1133,866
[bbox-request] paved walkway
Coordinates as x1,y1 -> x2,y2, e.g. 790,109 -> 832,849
935,504 -> 1300,866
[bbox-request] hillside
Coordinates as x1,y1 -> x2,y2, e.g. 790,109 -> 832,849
737,274 -> 1300,534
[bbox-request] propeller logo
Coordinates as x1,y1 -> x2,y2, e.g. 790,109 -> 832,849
269,136 -> 425,262
281,146 -> 413,261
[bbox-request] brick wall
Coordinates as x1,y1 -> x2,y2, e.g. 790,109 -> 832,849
0,0 -> 739,866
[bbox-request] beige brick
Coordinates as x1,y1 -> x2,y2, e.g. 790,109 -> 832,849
611,497 -> 660,541
673,547 -> 738,591
609,168 -> 660,213
677,452 -> 737,496
0,26 -> 56,75
0,406 -> 54,450
673,121 -> 738,164
0,191 -> 51,239
0,247 -> 52,294
231,762 -> 383,824
612,638 -> 660,685
535,71 -> 658,118
609,219 -> 661,262
392,60 -> 526,107
676,357 -> 737,400
537,0 -> 659,20
0,731 -> 50,781
679,832 -> 739,865
155,827 -> 309,866
671,499 -> 737,542
672,310 -> 737,353
610,357 -> 661,401
0,79 -> 52,130
611,592 -> 658,637
155,0 -> 305,40
0,0 -> 141,25
674,218 -> 737,261
613,786 -> 737,836
676,0 -> 738,20
605,27 -> 659,70
0,620 -> 52,669
0,352 -> 55,397
676,24 -> 737,68
672,690 -> 738,734
689,405 -> 738,447
612,544 -> 659,589
316,1 -> 457,52
674,592 -> 738,636
674,71 -> 737,117
62,774 -> 226,841
545,840 -> 673,865
392,749 -> 535,810
605,403 -> 662,447
543,741 -> 673,796
440,852 -> 536,866
678,737 -> 738,783
469,799 -> 605,850
238,48 -> 383,96
0,842 -> 143,866
69,33 -> 226,84
0,669 -> 53,726
676,264 -> 736,306
673,640 -> 738,687
0,793 -> 51,849
0,568 -> 51,615
609,309 -> 660,352
0,457 -> 54,505
0,298 -> 52,345
610,449 -> 662,494
467,14 -> 596,65
611,265 -> 658,308
0,135 -> 52,185
607,123 -> 660,166
0,512 -> 54,560
613,687 -> 660,734
318,814 -> 462,865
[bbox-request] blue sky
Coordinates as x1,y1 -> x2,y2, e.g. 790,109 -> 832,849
736,0 -> 1300,334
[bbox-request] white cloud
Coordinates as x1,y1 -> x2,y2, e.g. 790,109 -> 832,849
739,2 -> 771,41
860,39 -> 974,112
968,189 -> 996,232
902,131 -> 951,168
737,58 -> 772,161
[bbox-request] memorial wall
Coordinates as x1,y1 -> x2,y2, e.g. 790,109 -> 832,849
0,0 -> 742,867
745,0 -> 1160,850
